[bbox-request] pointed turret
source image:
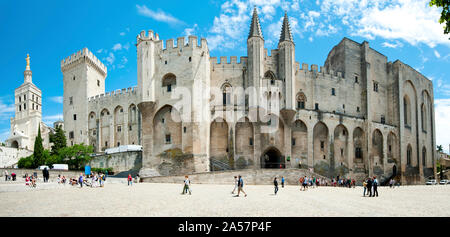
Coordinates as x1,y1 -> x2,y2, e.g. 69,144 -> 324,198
279,12 -> 293,44
248,7 -> 264,40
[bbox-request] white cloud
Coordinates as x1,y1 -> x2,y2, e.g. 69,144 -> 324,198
382,41 -> 404,48
184,24 -> 198,36
42,114 -> 63,126
136,5 -> 184,25
320,0 -> 450,48
435,99 -> 450,154
97,49 -> 104,54
434,50 -> 441,58
203,0 -> 450,52
0,129 -> 10,143
118,56 -> 128,69
123,42 -> 130,51
112,43 -> 122,51
0,99 -> 15,121
105,52 -> 115,65
207,0 -> 250,51
49,96 -> 63,104
120,32 -> 126,36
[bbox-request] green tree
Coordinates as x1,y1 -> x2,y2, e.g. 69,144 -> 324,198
437,145 -> 444,152
430,0 -> 450,37
58,144 -> 94,170
17,155 -> 34,169
49,125 -> 67,155
32,125 -> 45,168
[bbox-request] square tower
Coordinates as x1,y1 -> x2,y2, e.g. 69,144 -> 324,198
61,48 -> 107,146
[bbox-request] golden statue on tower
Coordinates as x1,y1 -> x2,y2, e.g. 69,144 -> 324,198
26,54 -> 30,70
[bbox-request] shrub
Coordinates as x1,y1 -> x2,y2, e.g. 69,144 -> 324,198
17,155 -> 34,169
91,167 -> 113,174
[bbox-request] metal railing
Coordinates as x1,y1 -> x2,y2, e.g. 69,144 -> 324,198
210,158 -> 233,171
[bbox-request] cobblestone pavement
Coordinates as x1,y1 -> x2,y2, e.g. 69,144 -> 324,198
1,181 -> 449,217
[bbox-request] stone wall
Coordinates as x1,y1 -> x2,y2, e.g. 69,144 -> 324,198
142,168 -> 330,185
88,151 -> 142,176
0,147 -> 32,168
0,168 -> 81,180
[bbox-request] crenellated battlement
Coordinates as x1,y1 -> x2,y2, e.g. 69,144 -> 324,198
298,62 -> 344,80
210,56 -> 247,66
88,86 -> 138,102
61,48 -> 107,76
137,30 -> 208,51
137,30 -> 160,42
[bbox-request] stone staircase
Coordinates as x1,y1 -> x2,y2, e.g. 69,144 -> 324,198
142,168 -> 331,185
209,158 -> 233,171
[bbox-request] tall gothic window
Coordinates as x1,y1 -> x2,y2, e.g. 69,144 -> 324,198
296,92 -> 306,110
407,145 -> 412,166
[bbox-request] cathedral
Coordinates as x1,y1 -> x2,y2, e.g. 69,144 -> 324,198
6,54 -> 54,152
60,9 -> 435,184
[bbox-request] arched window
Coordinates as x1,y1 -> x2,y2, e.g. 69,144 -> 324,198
421,104 -> 427,132
296,92 -> 306,109
422,147 -> 426,167
407,144 -> 412,166
222,84 -> 232,105
403,96 -> 411,127
264,71 -> 276,85
162,73 -> 176,92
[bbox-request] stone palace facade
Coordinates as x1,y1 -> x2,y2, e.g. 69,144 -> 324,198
61,9 -> 436,184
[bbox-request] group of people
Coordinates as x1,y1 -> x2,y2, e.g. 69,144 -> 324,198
231,175 -> 247,197
298,176 -> 328,191
57,175 -> 67,184
79,172 -> 107,188
3,170 -> 17,181
330,177 -> 356,188
362,176 -> 379,197
24,174 -> 37,188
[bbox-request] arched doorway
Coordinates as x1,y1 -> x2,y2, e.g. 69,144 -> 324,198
261,147 -> 284,169
11,141 -> 19,148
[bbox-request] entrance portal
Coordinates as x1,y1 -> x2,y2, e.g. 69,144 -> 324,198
261,147 -> 284,168
11,141 -> 19,149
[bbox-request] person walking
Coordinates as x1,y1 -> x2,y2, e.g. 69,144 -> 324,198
236,175 -> 247,197
373,176 -> 379,197
389,179 -> 394,188
366,178 -> 373,197
127,174 -> 133,186
281,176 -> 285,188
274,177 -> 279,195
4,170 -> 8,181
231,176 -> 238,194
181,176 -> 191,195
79,173 -> 84,188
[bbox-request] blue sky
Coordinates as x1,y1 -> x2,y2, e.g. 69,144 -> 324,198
1,0 -> 449,152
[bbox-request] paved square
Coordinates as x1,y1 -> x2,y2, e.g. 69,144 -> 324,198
1,181 -> 449,217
